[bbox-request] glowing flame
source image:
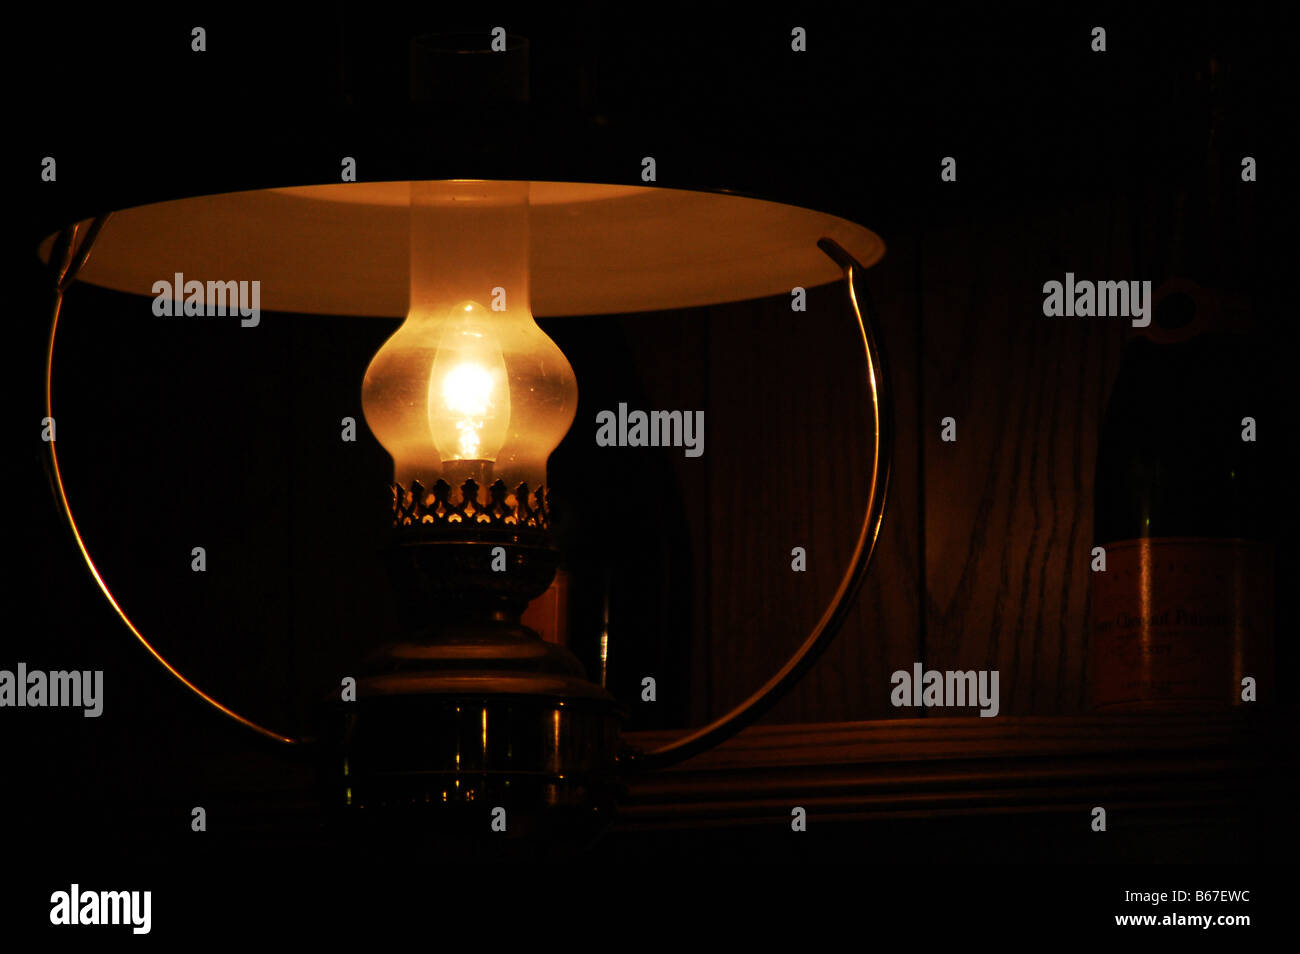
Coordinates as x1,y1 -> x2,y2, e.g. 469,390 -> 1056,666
440,362 -> 497,458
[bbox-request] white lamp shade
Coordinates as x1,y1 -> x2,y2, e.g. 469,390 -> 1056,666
40,181 -> 885,317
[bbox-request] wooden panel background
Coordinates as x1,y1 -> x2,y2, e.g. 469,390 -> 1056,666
680,196 -> 1135,724
921,197 -> 1133,715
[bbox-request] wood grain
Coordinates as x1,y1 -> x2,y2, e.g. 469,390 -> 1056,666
920,197 -> 1133,714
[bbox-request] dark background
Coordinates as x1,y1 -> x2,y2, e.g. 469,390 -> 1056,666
6,0 -> 1294,933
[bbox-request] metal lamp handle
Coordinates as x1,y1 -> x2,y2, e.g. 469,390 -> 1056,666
44,217 -> 300,747
618,237 -> 894,771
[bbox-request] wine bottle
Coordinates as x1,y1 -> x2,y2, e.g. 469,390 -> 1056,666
1089,56 -> 1274,710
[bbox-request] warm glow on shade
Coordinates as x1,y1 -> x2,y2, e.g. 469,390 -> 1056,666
361,182 -> 577,490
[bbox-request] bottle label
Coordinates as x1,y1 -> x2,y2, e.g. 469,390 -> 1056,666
1090,538 -> 1274,708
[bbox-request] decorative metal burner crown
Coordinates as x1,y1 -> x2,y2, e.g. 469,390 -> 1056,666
391,477 -> 550,530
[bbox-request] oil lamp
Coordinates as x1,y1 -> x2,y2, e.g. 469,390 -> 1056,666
40,177 -> 892,850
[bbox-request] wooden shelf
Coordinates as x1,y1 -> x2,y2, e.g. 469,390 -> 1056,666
89,710 -> 1289,864
616,712 -> 1282,831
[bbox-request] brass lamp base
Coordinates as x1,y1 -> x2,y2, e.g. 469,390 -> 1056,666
320,479 -> 623,853
327,690 -> 620,856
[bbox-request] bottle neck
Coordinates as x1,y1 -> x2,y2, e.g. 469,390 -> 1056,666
1132,53 -> 1253,347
